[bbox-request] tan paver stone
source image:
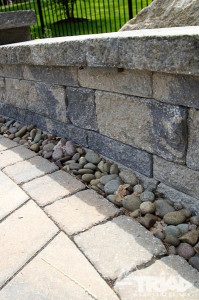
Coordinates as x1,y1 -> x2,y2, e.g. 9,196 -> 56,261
0,200 -> 58,287
0,233 -> 119,300
74,215 -> 166,280
0,145 -> 36,169
0,136 -> 18,151
22,170 -> 85,206
0,171 -> 29,220
114,255 -> 199,300
45,189 -> 120,235
3,156 -> 58,184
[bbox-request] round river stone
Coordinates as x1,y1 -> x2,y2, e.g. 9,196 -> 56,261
122,195 -> 141,212
163,211 -> 186,225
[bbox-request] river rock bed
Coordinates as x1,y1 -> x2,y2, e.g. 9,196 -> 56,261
0,115 -> 199,271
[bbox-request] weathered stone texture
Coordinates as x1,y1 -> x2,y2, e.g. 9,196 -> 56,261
0,11 -> 37,30
23,65 -> 78,86
78,68 -> 152,98
0,27 -> 31,45
0,65 -> 23,79
153,73 -> 199,108
157,183 -> 199,215
0,28 -> 198,76
88,131 -> 153,177
154,156 -> 199,200
0,78 -> 5,102
66,87 -> 98,130
186,108 -> 199,170
120,0 -> 199,31
95,91 -> 187,163
118,30 -> 199,76
114,255 -> 199,300
75,215 -> 166,280
5,79 -> 68,123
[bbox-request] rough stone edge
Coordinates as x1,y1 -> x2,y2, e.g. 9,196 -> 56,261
0,27 -> 198,76
0,11 -> 37,30
157,182 -> 199,215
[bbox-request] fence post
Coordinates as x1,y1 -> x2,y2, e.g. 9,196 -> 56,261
36,0 -> 45,35
128,0 -> 133,20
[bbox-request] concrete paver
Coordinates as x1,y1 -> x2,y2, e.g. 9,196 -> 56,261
0,171 -> 29,220
114,255 -> 199,299
0,136 -> 18,151
0,200 -> 58,287
0,145 -> 36,169
0,135 -> 198,300
74,215 -> 166,280
45,189 -> 120,235
22,170 -> 85,206
0,233 -> 119,300
3,156 -> 58,184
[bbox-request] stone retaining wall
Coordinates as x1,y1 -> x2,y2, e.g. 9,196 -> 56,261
0,27 -> 199,212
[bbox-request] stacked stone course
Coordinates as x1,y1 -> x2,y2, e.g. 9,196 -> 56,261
0,27 -> 199,213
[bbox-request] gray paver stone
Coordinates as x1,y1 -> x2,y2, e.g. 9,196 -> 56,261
22,170 -> 85,206
3,156 -> 58,184
0,136 -> 18,151
114,255 -> 199,300
45,189 -> 119,235
0,233 -> 119,300
74,215 -> 166,280
0,200 -> 58,287
0,145 -> 36,169
0,171 -> 29,220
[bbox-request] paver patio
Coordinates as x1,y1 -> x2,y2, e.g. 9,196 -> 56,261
0,136 -> 198,299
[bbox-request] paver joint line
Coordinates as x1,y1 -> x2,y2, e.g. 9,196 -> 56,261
40,258 -> 97,300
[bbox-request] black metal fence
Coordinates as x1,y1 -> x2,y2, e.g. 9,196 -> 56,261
0,0 -> 153,39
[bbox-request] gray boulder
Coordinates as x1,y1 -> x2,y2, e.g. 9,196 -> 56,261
120,0 -> 199,31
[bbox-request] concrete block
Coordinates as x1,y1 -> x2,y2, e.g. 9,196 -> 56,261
154,156 -> 199,200
0,78 -> 5,102
66,87 -> 98,130
186,108 -> 199,170
88,131 -> 153,177
153,73 -> 199,108
0,28 -> 198,76
0,11 -> 36,30
78,68 -> 152,98
0,64 -> 23,79
23,65 -> 79,86
157,183 -> 199,215
5,79 -> 68,123
95,91 -> 187,163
